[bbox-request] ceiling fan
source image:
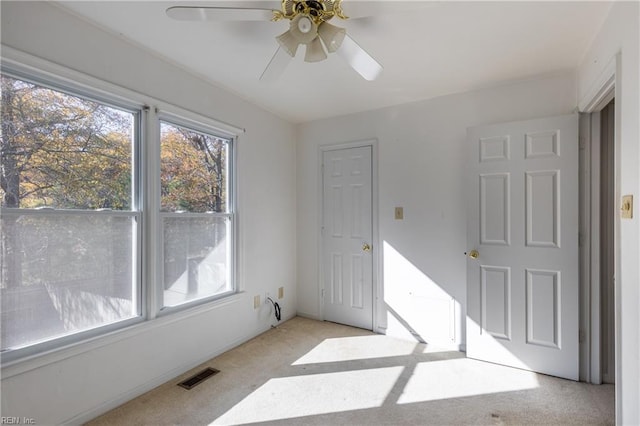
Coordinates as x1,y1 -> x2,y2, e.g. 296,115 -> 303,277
166,0 -> 383,81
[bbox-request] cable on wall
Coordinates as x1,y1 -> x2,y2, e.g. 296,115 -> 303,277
266,297 -> 281,322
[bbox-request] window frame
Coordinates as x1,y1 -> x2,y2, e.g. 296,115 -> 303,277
0,53 -> 241,366
0,67 -> 145,363
156,113 -> 237,315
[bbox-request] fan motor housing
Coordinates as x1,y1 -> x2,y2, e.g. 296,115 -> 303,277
279,0 -> 347,23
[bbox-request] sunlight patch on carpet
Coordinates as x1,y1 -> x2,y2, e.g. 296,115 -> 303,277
293,335 -> 418,365
397,358 -> 539,404
212,366 -> 404,424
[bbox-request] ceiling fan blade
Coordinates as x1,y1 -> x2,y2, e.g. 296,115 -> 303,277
166,6 -> 275,21
336,34 -> 382,81
260,47 -> 292,82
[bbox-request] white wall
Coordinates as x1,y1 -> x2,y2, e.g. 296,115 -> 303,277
297,73 -> 577,348
0,2 -> 296,424
577,2 -> 640,424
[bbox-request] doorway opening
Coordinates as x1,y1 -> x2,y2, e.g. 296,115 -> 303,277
579,93 -> 616,385
599,99 -> 615,384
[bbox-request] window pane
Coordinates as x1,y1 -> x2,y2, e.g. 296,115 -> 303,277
0,214 -> 138,351
163,216 -> 232,307
160,122 -> 229,213
0,75 -> 134,210
0,73 -> 139,356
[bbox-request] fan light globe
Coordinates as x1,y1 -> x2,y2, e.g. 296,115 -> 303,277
276,30 -> 299,57
318,22 -> 346,53
297,16 -> 312,34
305,37 -> 328,62
290,14 -> 318,44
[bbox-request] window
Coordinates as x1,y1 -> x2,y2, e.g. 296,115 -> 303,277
160,120 -> 234,308
0,74 -> 141,353
0,67 -> 237,361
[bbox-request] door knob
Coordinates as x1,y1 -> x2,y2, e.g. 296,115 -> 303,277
362,243 -> 371,252
466,249 -> 479,259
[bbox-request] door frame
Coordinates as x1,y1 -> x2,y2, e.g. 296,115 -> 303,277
317,139 -> 380,331
577,54 -> 620,400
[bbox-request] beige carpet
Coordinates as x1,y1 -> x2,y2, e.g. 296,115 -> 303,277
87,317 -> 614,425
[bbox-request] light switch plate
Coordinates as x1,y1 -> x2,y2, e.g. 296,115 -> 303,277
395,207 -> 404,220
621,195 -> 633,219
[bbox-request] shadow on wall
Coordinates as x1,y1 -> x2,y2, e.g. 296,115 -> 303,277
381,241 -> 552,375
382,240 -> 460,348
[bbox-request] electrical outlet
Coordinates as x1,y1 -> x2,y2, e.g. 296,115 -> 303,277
278,286 -> 284,299
265,291 -> 270,304
253,295 -> 261,309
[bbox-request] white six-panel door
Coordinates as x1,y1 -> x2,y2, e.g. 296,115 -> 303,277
322,145 -> 373,330
466,115 -> 579,380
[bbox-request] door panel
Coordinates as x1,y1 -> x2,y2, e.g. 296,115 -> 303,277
322,146 -> 373,330
466,115 -> 579,380
481,265 -> 511,340
480,173 -> 510,245
525,269 -> 560,348
526,170 -> 560,247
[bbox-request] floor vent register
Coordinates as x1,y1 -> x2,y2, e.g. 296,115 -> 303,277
178,367 -> 220,390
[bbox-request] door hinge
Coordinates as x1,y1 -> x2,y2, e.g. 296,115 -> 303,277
321,289 -> 325,299
579,329 -> 586,343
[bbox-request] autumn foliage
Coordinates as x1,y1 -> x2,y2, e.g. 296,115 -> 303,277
1,75 -> 228,211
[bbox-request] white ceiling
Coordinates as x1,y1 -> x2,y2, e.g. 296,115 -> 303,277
57,1 -> 612,123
